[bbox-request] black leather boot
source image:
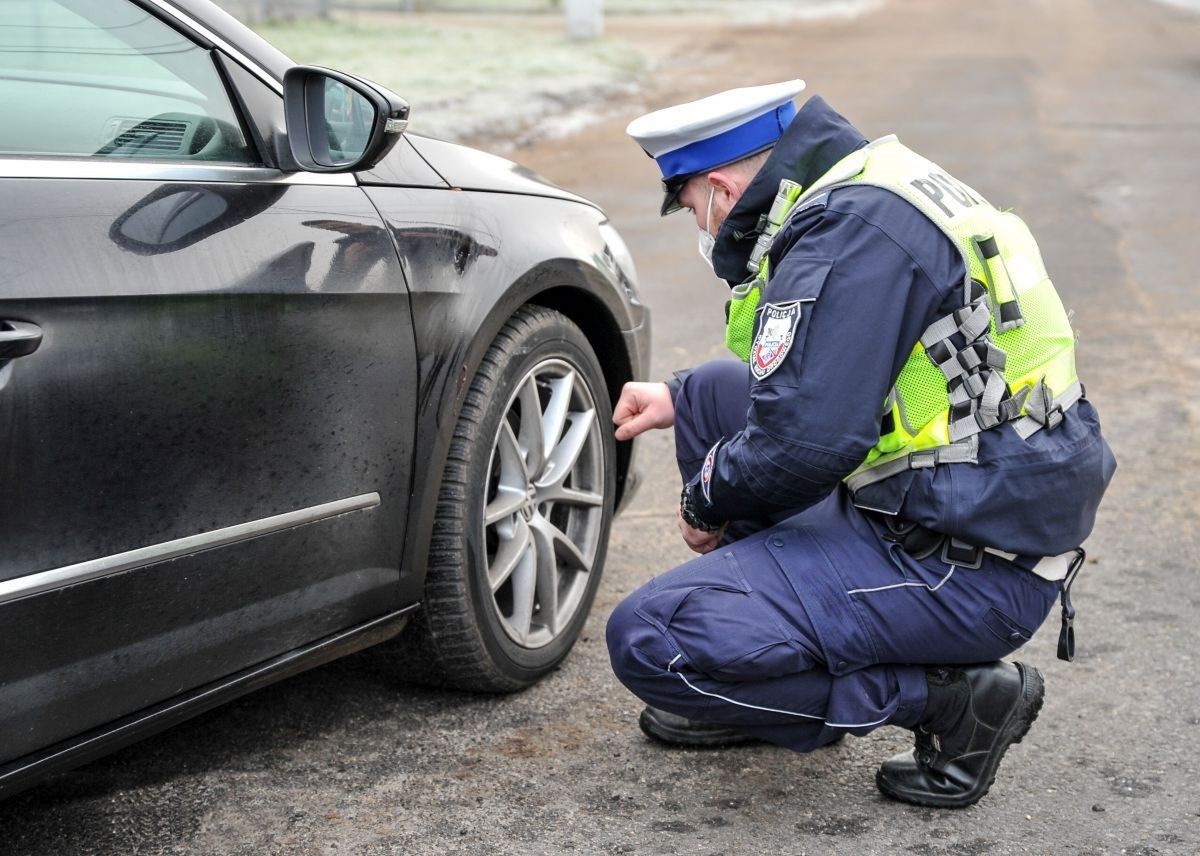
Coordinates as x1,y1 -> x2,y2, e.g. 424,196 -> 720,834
638,706 -> 760,748
876,661 -> 1044,808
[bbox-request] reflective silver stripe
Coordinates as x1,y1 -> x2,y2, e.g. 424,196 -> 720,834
668,654 -> 890,729
847,565 -> 956,595
0,493 -> 381,606
1013,380 -> 1082,439
0,158 -> 356,185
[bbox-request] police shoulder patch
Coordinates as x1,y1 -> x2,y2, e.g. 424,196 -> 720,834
700,439 -> 722,503
750,301 -> 800,380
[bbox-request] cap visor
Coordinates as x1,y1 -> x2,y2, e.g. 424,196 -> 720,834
660,183 -> 685,217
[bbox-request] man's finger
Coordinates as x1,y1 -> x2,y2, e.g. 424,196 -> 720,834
612,392 -> 643,425
615,412 -> 654,441
612,397 -> 633,423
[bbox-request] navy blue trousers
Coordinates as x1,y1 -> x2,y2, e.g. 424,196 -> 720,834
606,360 -> 1060,752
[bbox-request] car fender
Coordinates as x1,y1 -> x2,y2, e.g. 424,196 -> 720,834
362,186 -> 648,605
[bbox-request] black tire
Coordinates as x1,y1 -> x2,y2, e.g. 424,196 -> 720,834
391,306 -> 616,692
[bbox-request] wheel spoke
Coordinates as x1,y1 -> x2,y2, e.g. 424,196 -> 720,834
532,514 -> 593,577
509,540 -> 537,642
538,406 -> 596,491
543,485 -> 603,507
495,419 -> 530,487
484,486 -> 525,527
529,518 -> 560,636
489,515 -> 531,592
539,371 -> 575,476
516,374 -> 545,477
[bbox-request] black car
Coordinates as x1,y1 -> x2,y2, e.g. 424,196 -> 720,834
0,0 -> 648,798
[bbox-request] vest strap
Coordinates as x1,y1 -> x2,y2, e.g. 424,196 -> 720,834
919,288 -> 1025,443
1013,379 -> 1083,439
845,436 -> 979,493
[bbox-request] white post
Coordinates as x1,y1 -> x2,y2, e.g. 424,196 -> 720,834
565,0 -> 603,40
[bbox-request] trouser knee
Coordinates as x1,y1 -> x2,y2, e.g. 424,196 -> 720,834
606,589 -> 700,717
606,593 -> 650,691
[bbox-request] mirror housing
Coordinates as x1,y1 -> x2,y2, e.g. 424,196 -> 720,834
282,65 -> 409,173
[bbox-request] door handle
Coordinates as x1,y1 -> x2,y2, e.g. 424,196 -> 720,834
0,320 -> 43,360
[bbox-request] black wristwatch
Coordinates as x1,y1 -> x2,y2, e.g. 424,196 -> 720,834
679,483 -> 724,534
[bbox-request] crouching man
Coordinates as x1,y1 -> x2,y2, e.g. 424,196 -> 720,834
606,80 -> 1115,807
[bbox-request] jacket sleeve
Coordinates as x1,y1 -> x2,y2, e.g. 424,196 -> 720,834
689,204 -> 954,525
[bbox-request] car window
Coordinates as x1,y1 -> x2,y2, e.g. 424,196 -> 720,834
0,0 -> 254,163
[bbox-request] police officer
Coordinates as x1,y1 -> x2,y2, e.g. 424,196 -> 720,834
606,80 -> 1116,807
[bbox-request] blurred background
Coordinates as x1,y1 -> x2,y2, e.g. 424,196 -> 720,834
210,0 -> 875,143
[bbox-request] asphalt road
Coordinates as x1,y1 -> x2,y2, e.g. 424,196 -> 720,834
3,1 -> 1198,853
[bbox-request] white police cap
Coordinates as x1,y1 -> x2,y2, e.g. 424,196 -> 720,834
627,79 -> 806,215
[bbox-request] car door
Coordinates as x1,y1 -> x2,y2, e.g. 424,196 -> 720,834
0,0 -> 417,767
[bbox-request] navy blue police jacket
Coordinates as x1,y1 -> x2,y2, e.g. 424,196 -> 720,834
679,95 -> 1116,558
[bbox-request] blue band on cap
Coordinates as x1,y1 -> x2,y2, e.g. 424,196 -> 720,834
655,101 -> 796,181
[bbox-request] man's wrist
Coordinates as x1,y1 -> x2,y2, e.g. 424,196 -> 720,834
680,483 -> 724,533
664,368 -> 694,407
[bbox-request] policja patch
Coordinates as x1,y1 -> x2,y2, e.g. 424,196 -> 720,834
699,439 -> 722,503
750,302 -> 800,380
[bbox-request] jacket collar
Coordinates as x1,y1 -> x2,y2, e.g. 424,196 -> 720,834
711,95 -> 868,284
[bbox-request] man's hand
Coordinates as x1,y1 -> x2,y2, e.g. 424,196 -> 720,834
613,382 -> 675,441
677,504 -> 724,554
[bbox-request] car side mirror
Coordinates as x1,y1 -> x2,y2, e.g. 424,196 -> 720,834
282,66 -> 409,173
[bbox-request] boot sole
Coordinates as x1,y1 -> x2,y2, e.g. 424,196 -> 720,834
876,662 -> 1045,809
638,707 -> 761,748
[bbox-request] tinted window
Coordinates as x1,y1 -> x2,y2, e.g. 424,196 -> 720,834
0,0 -> 253,162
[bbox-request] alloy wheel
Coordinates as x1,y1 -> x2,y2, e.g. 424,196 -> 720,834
482,358 -> 605,649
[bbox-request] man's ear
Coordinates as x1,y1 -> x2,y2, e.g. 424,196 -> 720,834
706,169 -> 743,206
